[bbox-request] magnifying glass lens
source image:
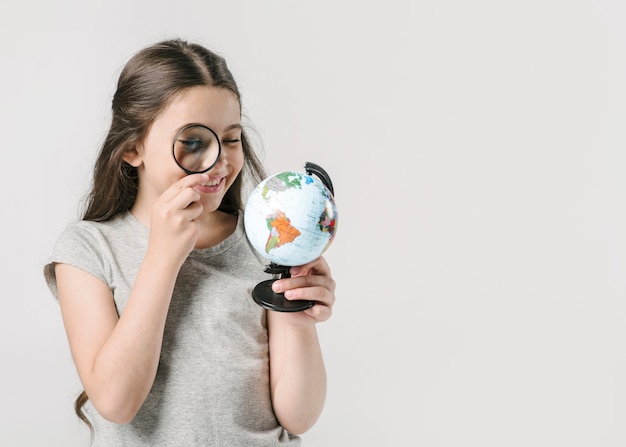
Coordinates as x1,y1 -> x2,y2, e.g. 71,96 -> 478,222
173,124 -> 221,174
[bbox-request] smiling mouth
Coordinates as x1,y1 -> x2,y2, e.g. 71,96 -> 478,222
202,177 -> 222,187
196,177 -> 226,192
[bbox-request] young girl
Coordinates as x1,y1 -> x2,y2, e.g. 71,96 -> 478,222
44,39 -> 335,446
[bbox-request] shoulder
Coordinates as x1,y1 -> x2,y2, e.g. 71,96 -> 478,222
44,213 -> 144,298
55,213 -> 144,249
53,219 -> 108,254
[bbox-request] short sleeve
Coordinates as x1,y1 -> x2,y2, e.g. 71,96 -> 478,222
43,222 -> 110,300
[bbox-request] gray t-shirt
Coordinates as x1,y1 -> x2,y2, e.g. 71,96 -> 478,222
44,212 -> 300,446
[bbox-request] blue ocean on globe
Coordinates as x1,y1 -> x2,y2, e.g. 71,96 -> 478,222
244,170 -> 338,266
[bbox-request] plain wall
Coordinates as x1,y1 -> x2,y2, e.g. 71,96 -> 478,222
2,1 -> 626,445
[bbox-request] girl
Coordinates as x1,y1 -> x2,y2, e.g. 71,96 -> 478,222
44,39 -> 335,446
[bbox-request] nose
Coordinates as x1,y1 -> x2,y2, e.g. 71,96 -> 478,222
207,146 -> 230,173
214,149 -> 229,167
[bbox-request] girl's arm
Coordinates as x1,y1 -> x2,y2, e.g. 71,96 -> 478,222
56,256 -> 179,423
56,174 -> 208,424
267,256 -> 336,435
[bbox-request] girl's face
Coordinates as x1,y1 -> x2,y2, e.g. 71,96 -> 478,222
128,86 -> 244,214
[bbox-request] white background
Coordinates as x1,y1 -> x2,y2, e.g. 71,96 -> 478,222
2,1 -> 626,446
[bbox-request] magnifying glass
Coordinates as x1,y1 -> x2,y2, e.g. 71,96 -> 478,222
172,124 -> 221,174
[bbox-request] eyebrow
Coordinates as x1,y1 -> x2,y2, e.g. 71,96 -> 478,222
173,123 -> 243,139
224,123 -> 243,132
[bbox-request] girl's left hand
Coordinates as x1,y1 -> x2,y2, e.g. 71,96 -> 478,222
271,256 -> 336,325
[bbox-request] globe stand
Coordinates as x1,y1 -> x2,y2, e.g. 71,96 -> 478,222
252,263 -> 315,312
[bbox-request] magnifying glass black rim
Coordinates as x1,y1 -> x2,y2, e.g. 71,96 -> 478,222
172,123 -> 222,175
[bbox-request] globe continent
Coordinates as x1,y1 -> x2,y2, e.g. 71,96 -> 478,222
244,171 -> 338,266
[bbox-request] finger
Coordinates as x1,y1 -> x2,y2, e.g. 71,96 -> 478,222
159,173 -> 209,203
167,186 -> 202,211
303,302 -> 332,322
178,201 -> 204,221
273,271 -> 335,297
283,284 -> 335,307
289,256 -> 331,277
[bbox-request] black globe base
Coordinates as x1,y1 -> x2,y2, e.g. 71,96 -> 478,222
252,279 -> 315,312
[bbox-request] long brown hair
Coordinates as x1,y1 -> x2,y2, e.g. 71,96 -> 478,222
82,38 -> 265,222
76,38 -> 266,431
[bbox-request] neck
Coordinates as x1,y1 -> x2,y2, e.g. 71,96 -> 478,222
195,211 -> 238,249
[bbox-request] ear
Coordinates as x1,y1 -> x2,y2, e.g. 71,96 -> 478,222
123,145 -> 143,168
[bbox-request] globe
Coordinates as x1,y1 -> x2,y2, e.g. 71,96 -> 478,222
244,168 -> 338,267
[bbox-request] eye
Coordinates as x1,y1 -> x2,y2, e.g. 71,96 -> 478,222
223,137 -> 241,145
179,139 -> 203,152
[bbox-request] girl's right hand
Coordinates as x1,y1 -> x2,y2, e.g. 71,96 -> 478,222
146,173 -> 209,268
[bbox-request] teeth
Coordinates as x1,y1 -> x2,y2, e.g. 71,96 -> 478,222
203,179 -> 220,186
